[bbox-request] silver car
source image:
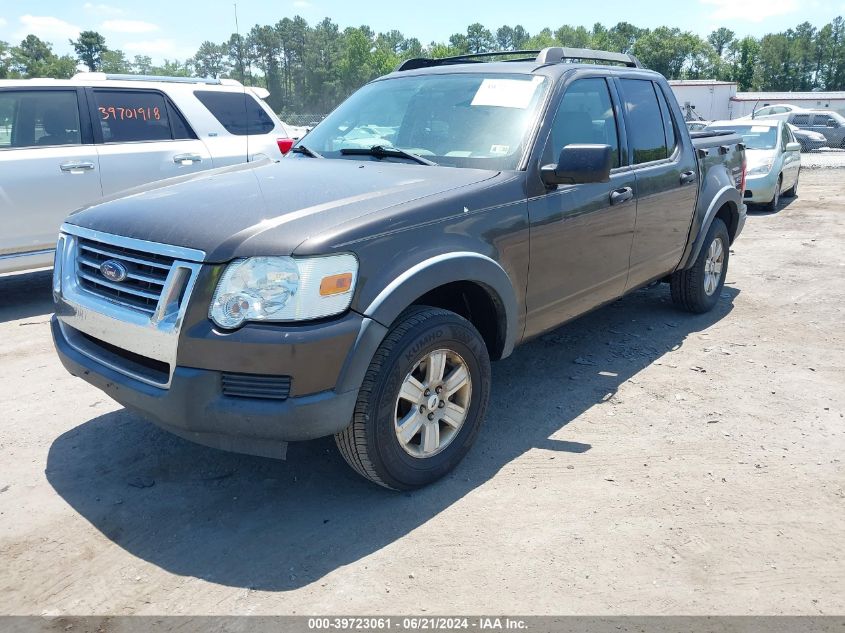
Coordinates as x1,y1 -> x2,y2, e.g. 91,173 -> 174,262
0,73 -> 293,274
707,119 -> 801,211
787,110 -> 845,149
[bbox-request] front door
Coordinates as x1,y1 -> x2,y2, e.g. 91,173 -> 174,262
0,88 -> 101,257
524,77 -> 637,338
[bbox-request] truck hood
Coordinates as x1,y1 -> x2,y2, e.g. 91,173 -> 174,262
66,159 -> 499,262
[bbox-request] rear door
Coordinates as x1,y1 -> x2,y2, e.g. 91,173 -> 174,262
811,113 -> 843,146
87,88 -> 212,197
618,78 -> 697,288
0,88 -> 101,257
524,76 -> 637,337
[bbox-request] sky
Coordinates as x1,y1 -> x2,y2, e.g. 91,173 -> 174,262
1,0 -> 844,64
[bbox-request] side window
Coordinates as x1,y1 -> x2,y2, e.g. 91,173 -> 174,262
194,91 -> 275,135
772,106 -> 788,114
0,90 -> 81,149
166,101 -> 196,140
756,107 -> 772,117
92,90 -> 174,143
543,77 -> 619,168
792,114 -> 811,126
654,84 -> 678,157
619,78 -> 667,164
816,114 -> 839,128
780,124 -> 790,149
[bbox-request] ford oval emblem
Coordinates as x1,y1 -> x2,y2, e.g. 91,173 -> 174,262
100,259 -> 128,283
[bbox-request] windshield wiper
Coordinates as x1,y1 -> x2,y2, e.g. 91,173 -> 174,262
340,145 -> 437,166
290,144 -> 323,158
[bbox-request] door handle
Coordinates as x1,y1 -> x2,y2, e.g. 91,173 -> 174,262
59,161 -> 95,173
173,153 -> 203,165
610,186 -> 634,205
680,170 -> 697,185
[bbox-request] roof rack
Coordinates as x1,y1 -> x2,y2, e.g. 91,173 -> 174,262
72,72 -> 240,86
396,47 -> 641,72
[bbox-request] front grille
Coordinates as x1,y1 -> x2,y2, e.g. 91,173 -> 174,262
744,190 -> 753,198
221,373 -> 292,400
75,236 -> 175,314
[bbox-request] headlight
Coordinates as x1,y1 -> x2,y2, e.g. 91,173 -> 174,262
747,161 -> 774,176
209,255 -> 358,329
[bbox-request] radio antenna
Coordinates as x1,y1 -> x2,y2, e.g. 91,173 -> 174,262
234,2 -> 250,161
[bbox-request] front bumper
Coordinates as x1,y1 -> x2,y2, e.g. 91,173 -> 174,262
52,317 -> 359,456
51,224 -> 387,458
743,172 -> 779,204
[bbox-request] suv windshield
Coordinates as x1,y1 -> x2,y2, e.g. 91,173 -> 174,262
707,124 -> 777,150
300,73 -> 548,169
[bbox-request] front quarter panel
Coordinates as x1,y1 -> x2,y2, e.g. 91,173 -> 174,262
296,174 -> 530,358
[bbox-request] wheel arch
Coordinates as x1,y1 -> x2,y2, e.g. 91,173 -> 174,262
680,187 -> 742,270
362,252 -> 519,362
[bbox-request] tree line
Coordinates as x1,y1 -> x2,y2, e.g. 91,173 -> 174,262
1,16 -> 844,114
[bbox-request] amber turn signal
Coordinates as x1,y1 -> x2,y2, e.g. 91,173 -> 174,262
319,272 -> 353,296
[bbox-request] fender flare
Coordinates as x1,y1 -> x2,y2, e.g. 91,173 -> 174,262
333,253 -> 519,396
680,186 -> 742,270
365,252 -> 519,358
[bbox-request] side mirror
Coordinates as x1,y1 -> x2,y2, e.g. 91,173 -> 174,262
785,142 -> 801,153
541,144 -> 613,187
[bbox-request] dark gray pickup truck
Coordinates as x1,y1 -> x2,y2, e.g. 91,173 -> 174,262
52,47 -> 746,489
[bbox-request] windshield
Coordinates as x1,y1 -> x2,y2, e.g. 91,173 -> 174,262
707,124 -> 778,150
299,73 -> 549,169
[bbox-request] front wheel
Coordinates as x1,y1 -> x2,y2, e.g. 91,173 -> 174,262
784,170 -> 799,198
335,306 -> 491,490
670,218 -> 730,314
765,175 -> 782,211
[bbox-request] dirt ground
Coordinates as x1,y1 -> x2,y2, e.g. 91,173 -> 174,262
1,170 -> 843,616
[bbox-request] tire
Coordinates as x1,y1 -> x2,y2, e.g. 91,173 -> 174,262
670,218 -> 730,314
335,306 -> 491,490
765,175 -> 782,212
784,170 -> 799,198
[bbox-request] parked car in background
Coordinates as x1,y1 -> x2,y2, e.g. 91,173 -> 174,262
0,73 -> 294,274
788,123 -> 827,152
52,47 -> 746,489
744,104 -> 807,121
707,119 -> 800,211
786,110 -> 845,148
686,120 -> 711,131
282,121 -> 311,140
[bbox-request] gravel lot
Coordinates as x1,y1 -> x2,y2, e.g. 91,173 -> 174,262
1,170 -> 843,616
800,148 -> 845,170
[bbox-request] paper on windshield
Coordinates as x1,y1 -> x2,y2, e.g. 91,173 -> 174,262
471,77 -> 543,109
751,126 -> 770,133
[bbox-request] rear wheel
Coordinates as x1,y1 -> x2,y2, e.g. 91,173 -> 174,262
335,306 -> 491,490
670,218 -> 730,314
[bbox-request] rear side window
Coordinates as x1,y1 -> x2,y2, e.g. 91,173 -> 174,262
814,114 -> 839,128
0,90 -> 81,149
619,79 -> 667,164
92,89 -> 194,142
194,90 -> 275,135
791,113 -> 811,126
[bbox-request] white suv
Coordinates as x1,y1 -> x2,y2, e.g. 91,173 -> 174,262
0,73 -> 294,274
